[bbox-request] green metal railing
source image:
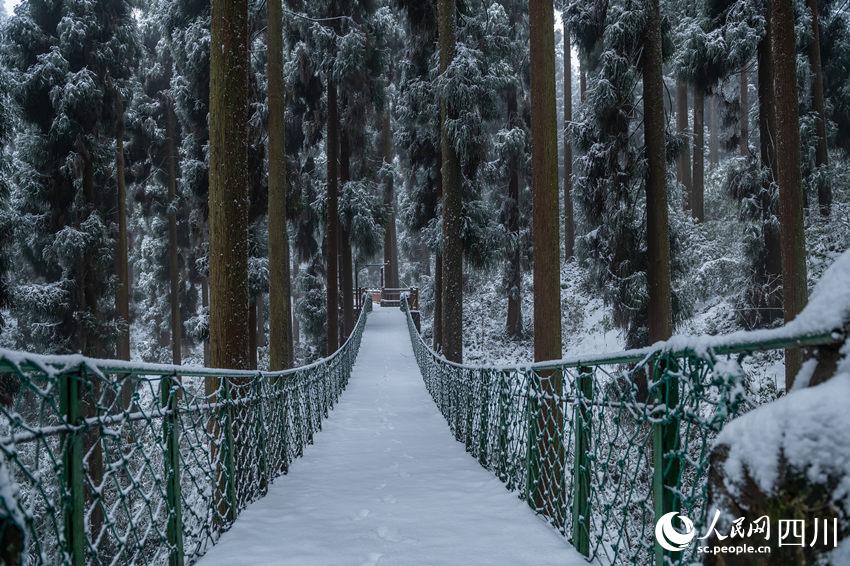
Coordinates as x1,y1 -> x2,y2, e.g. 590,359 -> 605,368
401,297 -> 844,564
0,297 -> 371,565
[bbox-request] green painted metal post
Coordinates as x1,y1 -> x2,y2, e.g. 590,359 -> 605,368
59,369 -> 85,566
571,366 -> 592,557
652,355 -> 682,566
161,373 -> 184,566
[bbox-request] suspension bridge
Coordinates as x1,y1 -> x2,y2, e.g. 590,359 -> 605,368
0,268 -> 846,565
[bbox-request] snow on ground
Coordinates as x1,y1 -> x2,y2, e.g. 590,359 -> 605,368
199,305 -> 582,566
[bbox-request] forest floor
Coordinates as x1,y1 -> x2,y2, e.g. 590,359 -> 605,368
198,306 -> 581,566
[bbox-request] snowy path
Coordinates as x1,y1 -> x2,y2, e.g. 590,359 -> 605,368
199,306 -> 583,566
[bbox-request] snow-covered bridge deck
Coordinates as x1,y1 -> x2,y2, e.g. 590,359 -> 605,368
199,305 -> 582,566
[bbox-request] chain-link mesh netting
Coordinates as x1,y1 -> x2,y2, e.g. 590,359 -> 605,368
401,298 -> 839,564
0,298 -> 371,565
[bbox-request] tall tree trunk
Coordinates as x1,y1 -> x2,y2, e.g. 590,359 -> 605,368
209,0 -> 249,523
76,135 -> 106,549
506,87 -> 522,338
291,255 -> 300,349
433,251 -> 443,351
754,5 -> 784,333
339,129 -> 354,338
529,0 -> 564,530
382,110 -> 400,289
438,0 -> 463,363
563,21 -> 574,261
433,156 -> 443,351
807,0 -> 831,217
579,58 -> 587,104
202,279 -> 210,365
165,99 -> 182,366
326,80 -> 340,354
257,291 -> 264,348
740,68 -> 749,156
643,0 -> 673,345
267,0 -> 293,370
692,85 -> 705,222
248,297 -> 258,369
771,0 -> 809,388
675,80 -> 692,207
709,95 -> 719,166
114,92 -> 130,362
209,0 -> 249,371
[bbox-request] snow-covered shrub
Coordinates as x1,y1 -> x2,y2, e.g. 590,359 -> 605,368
707,250 -> 850,563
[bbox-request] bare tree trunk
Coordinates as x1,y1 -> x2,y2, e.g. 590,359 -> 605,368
506,88 -> 522,338
438,0 -> 463,363
76,135 -> 106,548
209,0 -> 249,371
692,85 -> 705,222
771,0 -> 809,387
382,110 -> 400,289
709,95 -> 719,166
202,279 -> 210,365
433,251 -> 443,351
529,0 -> 564,529
209,0 -> 250,523
579,58 -> 587,104
676,80 -> 691,208
433,135 -> 443,352
115,92 -> 130,361
339,129 -> 354,338
326,80 -> 340,354
807,0 -> 831,217
643,0 -> 674,345
740,68 -> 749,155
165,98 -> 182,366
248,297 -> 258,369
752,4 -> 783,333
257,291 -> 264,348
267,0 -> 293,370
563,20 -> 574,261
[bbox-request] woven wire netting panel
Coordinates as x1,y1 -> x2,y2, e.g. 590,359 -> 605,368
402,299 -> 779,565
0,299 -> 370,565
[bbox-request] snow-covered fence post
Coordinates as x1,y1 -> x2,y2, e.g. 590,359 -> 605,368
651,354 -> 682,566
59,368 -> 85,566
161,372 -> 184,566
571,366 -> 592,557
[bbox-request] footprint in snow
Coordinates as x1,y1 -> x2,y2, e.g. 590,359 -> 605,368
360,552 -> 383,566
353,509 -> 370,521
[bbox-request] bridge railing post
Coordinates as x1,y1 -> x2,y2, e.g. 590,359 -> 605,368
651,354 -> 682,566
161,372 -> 185,566
59,368 -> 85,566
571,366 -> 592,557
